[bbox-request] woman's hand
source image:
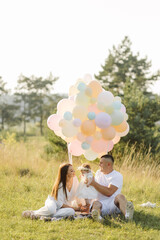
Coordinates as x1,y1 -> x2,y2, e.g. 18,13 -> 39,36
80,205 -> 90,213
73,206 -> 81,211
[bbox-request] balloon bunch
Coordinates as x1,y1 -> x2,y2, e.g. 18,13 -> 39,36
47,75 -> 129,161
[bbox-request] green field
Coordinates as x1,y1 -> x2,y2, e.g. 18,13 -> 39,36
0,137 -> 160,240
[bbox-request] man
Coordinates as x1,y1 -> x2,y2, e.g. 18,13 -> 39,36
89,154 -> 134,221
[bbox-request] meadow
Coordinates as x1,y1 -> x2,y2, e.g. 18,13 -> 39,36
0,136 -> 160,240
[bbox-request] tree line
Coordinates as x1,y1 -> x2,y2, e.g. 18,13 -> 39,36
0,73 -> 63,136
0,36 -> 160,154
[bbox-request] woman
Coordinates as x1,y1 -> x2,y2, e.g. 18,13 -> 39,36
22,163 -> 82,219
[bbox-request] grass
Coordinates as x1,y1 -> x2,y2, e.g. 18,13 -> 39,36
0,136 -> 160,240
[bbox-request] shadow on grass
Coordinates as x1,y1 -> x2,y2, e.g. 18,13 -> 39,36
134,210 -> 160,231
102,210 -> 160,230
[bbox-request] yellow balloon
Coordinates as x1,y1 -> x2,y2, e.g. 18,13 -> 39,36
81,120 -> 96,136
75,92 -> 90,106
94,131 -> 102,140
112,135 -> 120,144
101,127 -> 116,140
113,121 -> 128,132
85,87 -> 92,97
88,80 -> 103,98
72,105 -> 88,121
69,85 -> 78,96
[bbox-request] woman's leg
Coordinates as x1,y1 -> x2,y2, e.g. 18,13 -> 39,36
54,208 -> 75,218
33,196 -> 57,217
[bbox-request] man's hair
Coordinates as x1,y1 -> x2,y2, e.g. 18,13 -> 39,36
100,154 -> 114,163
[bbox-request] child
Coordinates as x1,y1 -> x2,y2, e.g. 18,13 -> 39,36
76,163 -> 98,207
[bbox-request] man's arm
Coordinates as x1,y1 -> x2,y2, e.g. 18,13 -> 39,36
89,177 -> 118,197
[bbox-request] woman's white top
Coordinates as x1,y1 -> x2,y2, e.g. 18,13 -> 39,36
76,172 -> 98,200
55,176 -> 79,209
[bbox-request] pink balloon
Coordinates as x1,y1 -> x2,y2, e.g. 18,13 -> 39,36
91,139 -> 108,153
57,98 -> 75,116
68,140 -> 84,156
112,135 -> 120,144
85,136 -> 93,144
47,114 -> 61,132
121,104 -> 126,113
106,141 -> 114,152
88,104 -> 101,114
77,132 -> 86,142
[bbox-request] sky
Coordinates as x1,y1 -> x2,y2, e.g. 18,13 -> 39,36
0,0 -> 160,95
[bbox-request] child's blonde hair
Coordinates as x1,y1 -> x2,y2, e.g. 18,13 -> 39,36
77,163 -> 91,171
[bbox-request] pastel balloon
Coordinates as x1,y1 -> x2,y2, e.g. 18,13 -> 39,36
77,82 -> 87,91
121,104 -> 126,113
47,114 -> 61,132
114,96 -> 121,102
88,80 -> 103,98
124,113 -> 128,121
59,119 -> 68,127
73,118 -> 82,127
91,139 -> 108,153
112,101 -> 121,110
97,101 -> 106,111
84,149 -> 98,161
101,126 -> 116,140
106,141 -> 114,152
47,75 -> 129,160
77,132 -> 86,142
81,142 -> 90,150
68,140 -> 84,156
85,136 -> 93,144
69,85 -> 78,96
81,120 -> 96,136
90,97 -> 97,104
116,123 -> 129,137
88,104 -> 100,114
111,110 -> 124,126
85,87 -> 92,97
105,105 -> 114,114
63,111 -> 72,121
113,121 -> 128,132
88,112 -> 96,120
72,105 -> 88,121
65,136 -> 75,143
54,129 -> 64,138
112,135 -> 120,144
94,131 -> 102,140
97,91 -> 114,106
57,99 -> 75,116
95,112 -> 112,129
62,122 -> 78,137
75,92 -> 90,106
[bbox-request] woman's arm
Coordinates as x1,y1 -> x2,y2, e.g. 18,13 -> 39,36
61,204 -> 80,211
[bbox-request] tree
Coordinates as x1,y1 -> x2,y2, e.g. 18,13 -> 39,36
94,37 -> 160,154
28,73 -> 59,135
0,77 -> 18,130
122,81 -> 160,153
14,74 -> 32,136
95,36 -> 160,96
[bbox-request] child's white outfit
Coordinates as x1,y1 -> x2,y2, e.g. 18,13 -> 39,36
76,171 -> 98,200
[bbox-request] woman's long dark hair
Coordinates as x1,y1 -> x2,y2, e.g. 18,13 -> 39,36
51,163 -> 72,200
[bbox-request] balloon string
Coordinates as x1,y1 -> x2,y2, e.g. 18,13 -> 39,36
67,143 -> 72,164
